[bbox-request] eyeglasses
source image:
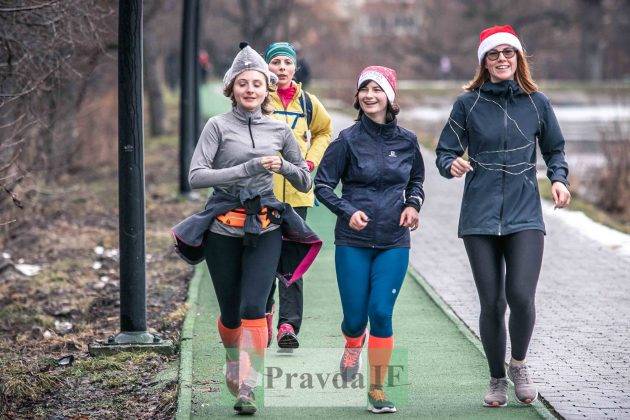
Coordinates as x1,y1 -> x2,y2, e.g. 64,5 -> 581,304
486,48 -> 517,61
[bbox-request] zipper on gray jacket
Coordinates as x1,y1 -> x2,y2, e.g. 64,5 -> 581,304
248,117 -> 255,148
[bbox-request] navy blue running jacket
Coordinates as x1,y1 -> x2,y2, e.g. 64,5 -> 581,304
315,114 -> 425,249
436,80 -> 569,237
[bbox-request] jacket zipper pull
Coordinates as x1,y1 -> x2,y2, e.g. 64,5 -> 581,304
248,117 -> 255,148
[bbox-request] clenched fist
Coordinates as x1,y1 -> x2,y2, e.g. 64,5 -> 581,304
551,182 -> 571,209
450,157 -> 473,178
349,210 -> 370,231
261,156 -> 282,173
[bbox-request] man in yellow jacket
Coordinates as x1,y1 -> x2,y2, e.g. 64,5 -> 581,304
264,42 -> 333,349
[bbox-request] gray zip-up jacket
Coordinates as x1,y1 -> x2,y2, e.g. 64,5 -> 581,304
189,105 -> 312,235
190,105 -> 312,194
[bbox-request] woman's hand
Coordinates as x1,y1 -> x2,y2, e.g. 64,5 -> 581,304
551,182 -> 571,209
261,156 -> 282,173
450,157 -> 473,178
400,206 -> 420,230
349,210 -> 369,231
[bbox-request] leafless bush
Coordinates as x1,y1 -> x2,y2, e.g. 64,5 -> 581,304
596,124 -> 630,219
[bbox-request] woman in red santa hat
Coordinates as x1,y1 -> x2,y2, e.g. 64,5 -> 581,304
436,25 -> 571,407
315,65 -> 425,413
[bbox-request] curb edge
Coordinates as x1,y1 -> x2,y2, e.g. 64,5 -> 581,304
175,265 -> 204,420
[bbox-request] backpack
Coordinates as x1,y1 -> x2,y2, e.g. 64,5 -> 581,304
300,90 -> 313,127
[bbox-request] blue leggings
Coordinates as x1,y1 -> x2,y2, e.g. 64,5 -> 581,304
335,246 -> 409,338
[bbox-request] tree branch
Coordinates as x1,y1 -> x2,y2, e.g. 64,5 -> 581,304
0,1 -> 59,13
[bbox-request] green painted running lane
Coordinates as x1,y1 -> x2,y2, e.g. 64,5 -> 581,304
182,204 -> 544,418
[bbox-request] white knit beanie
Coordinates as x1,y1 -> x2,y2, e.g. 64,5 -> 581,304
223,42 -> 278,88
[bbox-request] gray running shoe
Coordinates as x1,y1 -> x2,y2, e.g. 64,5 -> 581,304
483,377 -> 508,407
368,385 -> 397,413
508,362 -> 538,404
340,347 -> 363,382
234,384 -> 257,415
340,333 -> 366,383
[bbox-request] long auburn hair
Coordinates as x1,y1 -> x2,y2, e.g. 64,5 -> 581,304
464,50 -> 538,94
223,74 -> 276,115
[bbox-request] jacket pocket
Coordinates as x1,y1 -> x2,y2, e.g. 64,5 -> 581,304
524,171 -> 538,192
463,168 -> 478,195
510,175 -> 542,225
336,218 -> 371,242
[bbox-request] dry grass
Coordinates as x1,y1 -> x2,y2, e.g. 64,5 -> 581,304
0,128 -> 199,417
594,126 -> 630,221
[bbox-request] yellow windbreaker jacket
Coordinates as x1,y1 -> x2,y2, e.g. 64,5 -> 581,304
271,82 -> 333,207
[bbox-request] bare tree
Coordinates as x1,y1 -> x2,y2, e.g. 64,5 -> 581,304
0,1 -> 116,233
577,0 -> 606,81
193,0 -> 295,78
144,0 -> 168,136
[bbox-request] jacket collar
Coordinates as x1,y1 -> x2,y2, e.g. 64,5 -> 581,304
479,79 -> 521,98
360,113 -> 397,138
232,104 -> 264,124
271,81 -> 303,108
283,80 -> 302,97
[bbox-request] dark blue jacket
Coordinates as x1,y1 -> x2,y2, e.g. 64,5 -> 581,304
314,114 -> 425,248
436,80 -> 569,237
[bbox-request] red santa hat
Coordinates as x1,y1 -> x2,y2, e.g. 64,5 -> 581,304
477,25 -> 523,64
357,66 -> 397,103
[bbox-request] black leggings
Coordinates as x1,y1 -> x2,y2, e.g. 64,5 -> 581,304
204,229 -> 282,329
463,230 -> 544,379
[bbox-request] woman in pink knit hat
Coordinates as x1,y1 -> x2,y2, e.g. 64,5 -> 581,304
315,65 -> 425,414
436,25 -> 571,408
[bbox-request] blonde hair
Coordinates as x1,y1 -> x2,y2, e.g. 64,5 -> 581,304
223,76 -> 276,115
464,50 -> 538,94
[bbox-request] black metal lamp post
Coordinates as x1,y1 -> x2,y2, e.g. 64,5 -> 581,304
90,0 -> 172,355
